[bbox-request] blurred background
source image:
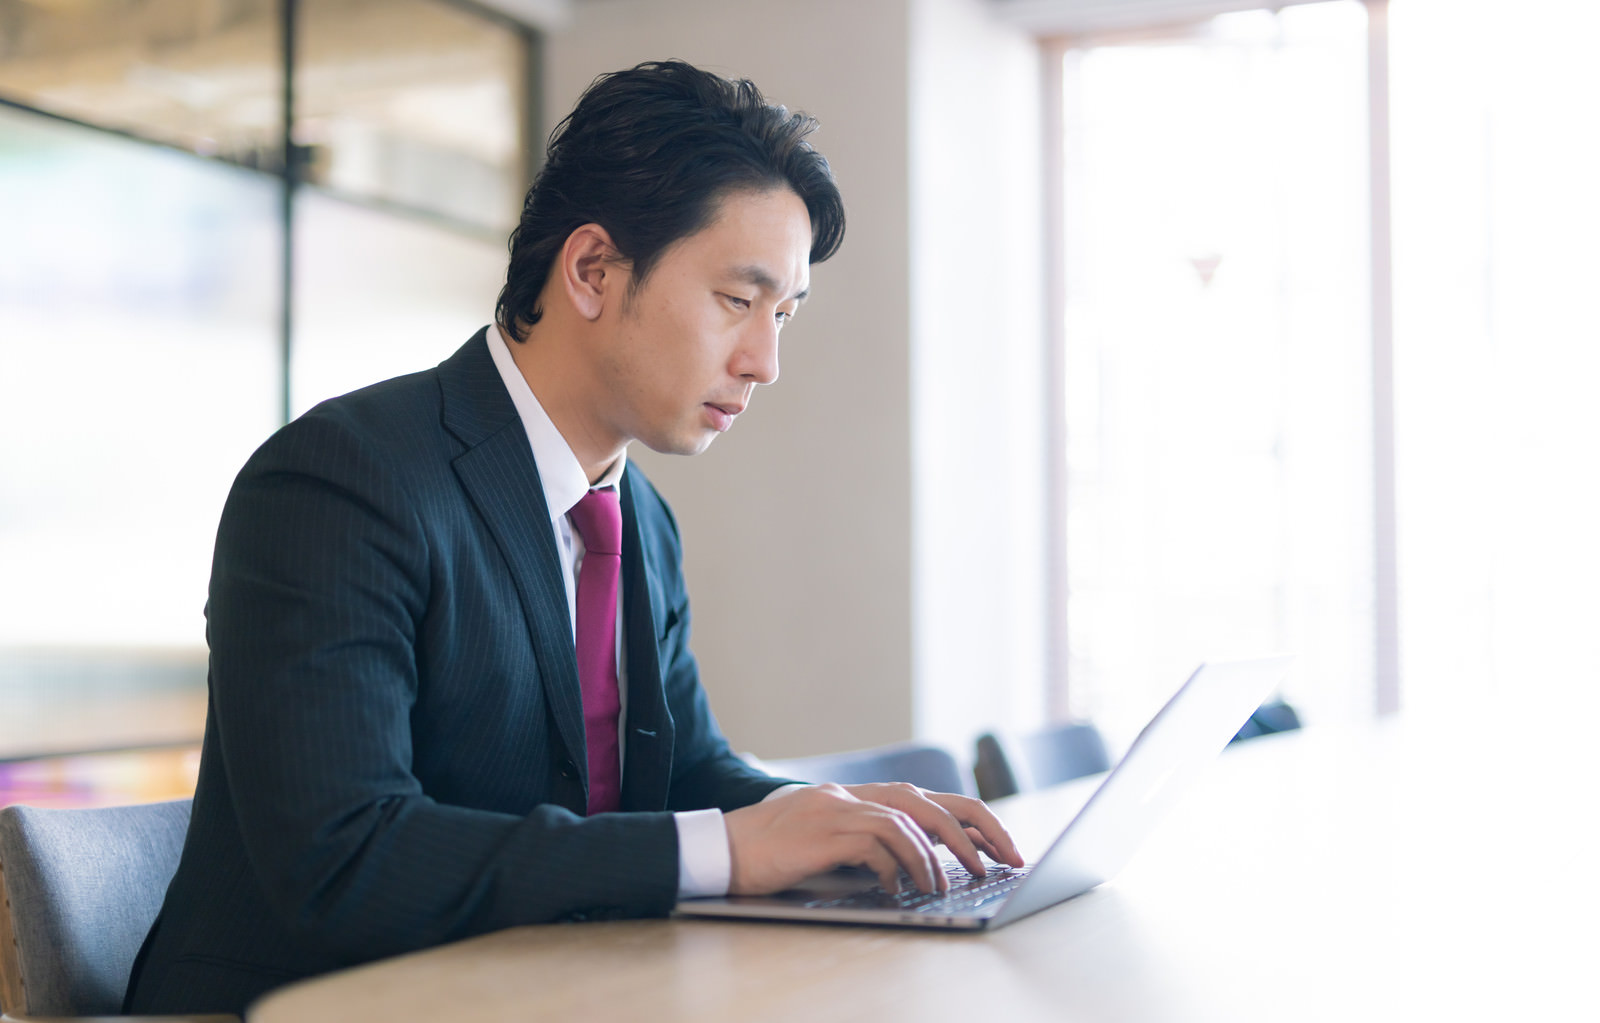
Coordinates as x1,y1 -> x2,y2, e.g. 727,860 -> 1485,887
2,0 -> 1596,805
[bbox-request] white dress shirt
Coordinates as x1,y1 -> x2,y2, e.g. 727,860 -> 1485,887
485,323 -> 731,898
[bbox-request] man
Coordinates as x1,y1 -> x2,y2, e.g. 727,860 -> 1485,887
126,60 -> 1020,1015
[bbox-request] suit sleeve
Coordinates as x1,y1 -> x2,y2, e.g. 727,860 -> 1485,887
207,408 -> 680,965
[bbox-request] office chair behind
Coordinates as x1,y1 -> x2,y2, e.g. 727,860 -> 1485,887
0,797 -> 235,1021
972,722 -> 1112,801
750,741 -> 972,796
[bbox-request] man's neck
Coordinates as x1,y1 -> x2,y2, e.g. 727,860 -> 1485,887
497,320 -> 625,485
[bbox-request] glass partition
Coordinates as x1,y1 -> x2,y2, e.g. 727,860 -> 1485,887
0,104 -> 280,752
289,187 -> 506,414
0,0 -> 282,168
295,0 -> 528,231
0,0 -> 531,762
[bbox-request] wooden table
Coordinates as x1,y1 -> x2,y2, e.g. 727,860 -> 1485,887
249,715 -> 1598,1022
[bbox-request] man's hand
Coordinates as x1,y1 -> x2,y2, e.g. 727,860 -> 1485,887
837,783 -> 1024,881
721,783 -> 1023,897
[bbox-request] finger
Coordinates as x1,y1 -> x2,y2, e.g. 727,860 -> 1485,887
963,826 -> 1000,863
907,799 -> 987,879
888,811 -> 943,893
869,807 -> 943,893
854,785 -> 986,881
823,786 -> 938,889
932,828 -> 985,879
930,795 -> 1025,867
856,841 -> 904,894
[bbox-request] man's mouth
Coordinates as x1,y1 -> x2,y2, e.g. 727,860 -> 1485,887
704,402 -> 745,432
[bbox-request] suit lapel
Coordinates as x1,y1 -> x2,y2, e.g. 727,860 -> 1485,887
619,468 -> 676,811
438,331 -> 588,801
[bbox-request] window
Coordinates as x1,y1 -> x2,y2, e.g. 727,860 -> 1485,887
1049,0 -> 1600,737
1052,2 -> 1373,744
289,0 -> 526,411
0,105 -> 281,651
294,0 -> 527,231
0,0 -> 535,755
1388,0 -> 1600,715
289,188 -> 506,414
0,0 -> 282,167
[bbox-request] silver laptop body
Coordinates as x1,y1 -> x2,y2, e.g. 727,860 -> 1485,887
675,656 -> 1293,931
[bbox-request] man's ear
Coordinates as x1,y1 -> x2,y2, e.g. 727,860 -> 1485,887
560,223 -> 625,321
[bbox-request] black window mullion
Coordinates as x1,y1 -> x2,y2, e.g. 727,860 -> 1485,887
278,0 -> 299,427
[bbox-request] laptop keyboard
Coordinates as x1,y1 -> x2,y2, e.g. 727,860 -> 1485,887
803,863 -> 1031,914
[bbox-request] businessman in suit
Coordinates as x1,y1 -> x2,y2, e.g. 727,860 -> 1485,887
126,61 -> 1020,1015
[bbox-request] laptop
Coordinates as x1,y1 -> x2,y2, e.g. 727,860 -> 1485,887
676,656 -> 1293,930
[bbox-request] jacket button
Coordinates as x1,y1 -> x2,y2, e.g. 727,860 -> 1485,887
559,759 -> 577,780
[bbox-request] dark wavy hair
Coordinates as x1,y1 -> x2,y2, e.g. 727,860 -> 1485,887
495,60 -> 846,341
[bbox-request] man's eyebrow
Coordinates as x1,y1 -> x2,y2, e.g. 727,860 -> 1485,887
730,265 -> 810,302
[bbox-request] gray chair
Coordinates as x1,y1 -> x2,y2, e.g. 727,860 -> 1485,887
1230,699 -> 1303,743
972,722 -> 1111,801
0,798 -> 234,1022
752,741 -> 972,796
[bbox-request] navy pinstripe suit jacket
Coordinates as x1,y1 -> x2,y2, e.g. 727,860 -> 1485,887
125,330 -> 787,1015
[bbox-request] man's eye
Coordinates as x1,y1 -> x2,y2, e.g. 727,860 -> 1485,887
723,294 -> 751,310
775,310 -> 794,324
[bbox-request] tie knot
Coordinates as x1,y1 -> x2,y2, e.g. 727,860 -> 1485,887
569,488 -> 622,556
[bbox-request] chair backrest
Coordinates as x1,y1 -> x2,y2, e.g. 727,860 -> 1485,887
973,722 -> 1111,801
0,798 -> 191,1017
1230,699 -> 1303,743
755,742 -> 971,796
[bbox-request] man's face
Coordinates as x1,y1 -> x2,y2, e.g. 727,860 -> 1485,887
596,186 -> 812,457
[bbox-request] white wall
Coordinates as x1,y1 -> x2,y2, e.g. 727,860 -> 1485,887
544,0 -> 1045,758
909,0 -> 1048,751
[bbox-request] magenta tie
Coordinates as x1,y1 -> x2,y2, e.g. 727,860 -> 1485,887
569,489 -> 623,815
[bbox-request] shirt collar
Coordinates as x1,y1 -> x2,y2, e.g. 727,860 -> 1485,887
485,322 -> 626,520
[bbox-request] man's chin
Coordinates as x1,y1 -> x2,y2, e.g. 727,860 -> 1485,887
641,431 -> 719,458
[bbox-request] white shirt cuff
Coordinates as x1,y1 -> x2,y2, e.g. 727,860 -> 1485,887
674,808 -> 732,898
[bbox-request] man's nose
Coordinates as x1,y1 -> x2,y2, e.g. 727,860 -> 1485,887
735,319 -> 780,385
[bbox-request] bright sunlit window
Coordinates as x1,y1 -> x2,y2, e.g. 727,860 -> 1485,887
1056,2 -> 1373,745
1055,0 -> 1600,740
1389,0 -> 1600,716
